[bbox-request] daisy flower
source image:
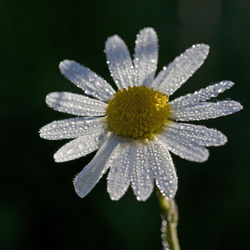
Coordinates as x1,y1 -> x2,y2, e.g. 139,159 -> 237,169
39,28 -> 242,201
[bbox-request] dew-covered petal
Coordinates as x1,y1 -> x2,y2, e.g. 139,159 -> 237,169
164,122 -> 227,147
59,60 -> 115,102
46,92 -> 107,117
134,28 -> 158,87
105,35 -> 135,89
169,101 -> 243,121
152,44 -> 209,95
54,130 -> 106,162
170,81 -> 234,106
148,139 -> 178,199
158,129 -> 209,162
39,117 -> 105,140
74,133 -> 120,198
106,142 -> 132,201
130,142 -> 154,201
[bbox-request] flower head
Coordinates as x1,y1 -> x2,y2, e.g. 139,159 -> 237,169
106,86 -> 171,139
40,28 -> 242,201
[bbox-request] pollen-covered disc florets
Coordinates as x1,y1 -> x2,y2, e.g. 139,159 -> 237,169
106,86 -> 171,139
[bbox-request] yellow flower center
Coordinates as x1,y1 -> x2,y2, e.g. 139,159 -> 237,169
106,86 -> 171,139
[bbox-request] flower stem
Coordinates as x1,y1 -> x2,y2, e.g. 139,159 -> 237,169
157,189 -> 180,250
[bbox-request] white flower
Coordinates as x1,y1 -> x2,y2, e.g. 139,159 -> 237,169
39,28 -> 242,201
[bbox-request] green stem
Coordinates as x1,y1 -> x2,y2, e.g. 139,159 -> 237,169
157,189 -> 180,250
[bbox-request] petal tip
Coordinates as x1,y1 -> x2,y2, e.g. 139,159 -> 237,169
199,151 -> 209,163
59,59 -> 69,69
105,34 -> 121,44
109,195 -> 120,201
53,153 -> 61,163
136,196 -> 149,202
192,43 -> 210,56
45,92 -> 59,107
231,101 -> 243,113
59,59 -> 77,74
133,189 -> 152,202
73,176 -> 85,198
221,134 -> 228,145
139,27 -> 156,34
224,80 -> 234,87
53,149 -> 68,163
198,43 -> 210,50
237,102 -> 243,110
38,127 -> 46,139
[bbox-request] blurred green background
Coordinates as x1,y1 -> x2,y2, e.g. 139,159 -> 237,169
1,0 -> 249,249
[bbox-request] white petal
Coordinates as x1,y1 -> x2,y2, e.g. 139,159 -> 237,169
106,142 -> 132,201
59,60 -> 115,102
165,122 -> 227,147
73,133 -> 120,198
39,117 -> 105,140
169,81 -> 234,106
152,44 -> 209,95
158,130 -> 209,162
134,28 -> 158,87
54,130 -> 106,162
130,142 -> 154,201
105,35 -> 135,89
148,139 -> 178,199
170,101 -> 243,121
46,92 -> 107,116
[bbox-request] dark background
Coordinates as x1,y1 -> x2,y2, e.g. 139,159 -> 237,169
1,0 -> 249,249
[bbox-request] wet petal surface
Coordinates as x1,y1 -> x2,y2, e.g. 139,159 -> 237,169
130,142 -> 154,201
170,81 -> 234,106
164,122 -> 227,147
105,35 -> 135,89
40,117 -> 105,140
170,101 -> 243,121
107,142 -> 132,200
134,28 -> 158,87
74,134 -> 119,198
59,60 -> 115,102
158,130 -> 209,162
148,138 -> 178,199
152,44 -> 209,95
54,130 -> 106,162
46,92 -> 107,117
